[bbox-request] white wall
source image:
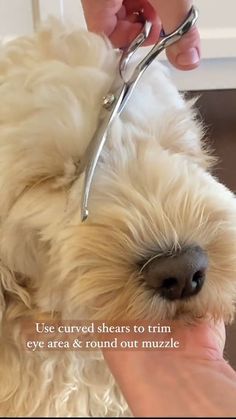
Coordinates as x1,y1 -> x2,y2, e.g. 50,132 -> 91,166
39,0 -> 85,27
195,0 -> 236,60
0,0 -> 34,37
196,0 -> 236,29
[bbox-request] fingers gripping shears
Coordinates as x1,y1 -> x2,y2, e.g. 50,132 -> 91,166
80,6 -> 198,222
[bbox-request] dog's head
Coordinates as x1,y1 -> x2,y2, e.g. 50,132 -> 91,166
58,139 -> 236,323
53,33 -> 236,324
1,25 -> 236,324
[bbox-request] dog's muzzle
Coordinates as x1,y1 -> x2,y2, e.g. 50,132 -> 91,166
141,246 -> 208,301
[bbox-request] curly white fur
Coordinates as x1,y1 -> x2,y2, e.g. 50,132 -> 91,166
0,22 -> 236,416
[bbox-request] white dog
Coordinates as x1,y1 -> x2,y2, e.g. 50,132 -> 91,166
0,22 -> 236,416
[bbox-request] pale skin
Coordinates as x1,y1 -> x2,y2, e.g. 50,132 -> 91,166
81,1 -> 236,415
103,321 -> 236,416
81,0 -> 200,70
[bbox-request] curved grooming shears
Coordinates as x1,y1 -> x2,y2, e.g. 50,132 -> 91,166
81,6 -> 198,222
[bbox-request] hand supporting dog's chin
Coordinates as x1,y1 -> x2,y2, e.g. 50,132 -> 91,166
102,320 -> 235,418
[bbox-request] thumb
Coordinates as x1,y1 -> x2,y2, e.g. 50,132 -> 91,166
166,26 -> 200,71
149,0 -> 200,70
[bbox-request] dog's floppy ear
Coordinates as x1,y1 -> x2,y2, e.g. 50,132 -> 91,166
0,263 -> 11,326
0,262 -> 31,328
0,268 -> 6,326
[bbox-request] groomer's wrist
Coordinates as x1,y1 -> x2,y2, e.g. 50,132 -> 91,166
104,347 -> 236,417
103,320 -> 227,416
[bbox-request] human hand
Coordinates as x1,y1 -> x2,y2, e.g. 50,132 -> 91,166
81,0 -> 200,70
103,320 -> 236,417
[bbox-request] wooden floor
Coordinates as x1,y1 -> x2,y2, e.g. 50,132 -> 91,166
188,89 -> 236,368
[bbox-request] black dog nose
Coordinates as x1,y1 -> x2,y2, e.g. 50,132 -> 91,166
141,246 -> 208,301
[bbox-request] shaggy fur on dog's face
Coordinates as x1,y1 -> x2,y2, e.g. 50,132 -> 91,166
0,22 -> 236,416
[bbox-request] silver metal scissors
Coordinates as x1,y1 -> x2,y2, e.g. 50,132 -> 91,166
81,6 -> 198,222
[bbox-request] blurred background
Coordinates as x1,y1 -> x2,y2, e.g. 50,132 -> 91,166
0,0 -> 235,367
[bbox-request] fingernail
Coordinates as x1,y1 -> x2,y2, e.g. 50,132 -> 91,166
177,48 -> 199,67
